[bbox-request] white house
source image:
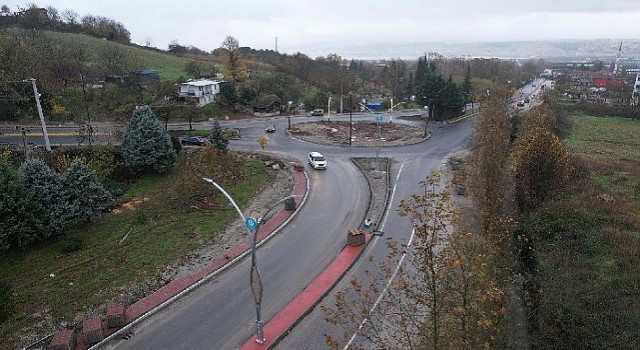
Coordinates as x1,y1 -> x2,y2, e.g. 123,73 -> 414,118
178,79 -> 222,106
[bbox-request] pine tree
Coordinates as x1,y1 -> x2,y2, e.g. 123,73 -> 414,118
60,159 -> 113,225
19,158 -> 67,236
122,105 -> 177,174
461,65 -> 473,105
210,119 -> 229,153
0,159 -> 44,250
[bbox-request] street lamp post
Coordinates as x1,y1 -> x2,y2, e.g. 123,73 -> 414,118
349,94 -> 353,146
327,93 -> 332,122
287,100 -> 293,130
202,178 -> 297,344
423,105 -> 430,138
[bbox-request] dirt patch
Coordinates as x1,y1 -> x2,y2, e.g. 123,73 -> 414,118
111,198 -> 149,214
288,121 -> 426,147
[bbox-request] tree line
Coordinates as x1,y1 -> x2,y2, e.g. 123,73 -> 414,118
0,3 -> 131,44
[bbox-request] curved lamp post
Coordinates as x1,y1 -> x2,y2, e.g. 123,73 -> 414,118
203,177 -> 297,344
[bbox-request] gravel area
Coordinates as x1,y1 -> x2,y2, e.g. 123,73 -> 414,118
288,120 -> 426,147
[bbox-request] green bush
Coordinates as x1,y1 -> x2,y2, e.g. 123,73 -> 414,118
170,135 -> 182,154
121,106 -> 177,174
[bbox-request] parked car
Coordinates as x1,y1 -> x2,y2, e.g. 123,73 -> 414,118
516,101 -> 525,108
311,109 -> 324,116
308,151 -> 327,169
179,136 -> 208,146
265,124 -> 276,133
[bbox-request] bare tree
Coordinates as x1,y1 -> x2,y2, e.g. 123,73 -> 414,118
323,172 -> 506,349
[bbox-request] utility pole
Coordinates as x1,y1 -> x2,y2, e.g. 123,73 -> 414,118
27,78 -> 51,151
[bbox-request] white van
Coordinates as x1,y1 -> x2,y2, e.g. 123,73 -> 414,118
308,151 -> 327,169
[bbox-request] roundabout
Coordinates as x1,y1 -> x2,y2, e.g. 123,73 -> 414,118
286,120 -> 427,147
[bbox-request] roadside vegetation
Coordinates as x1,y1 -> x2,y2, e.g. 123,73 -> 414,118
521,110 -> 640,348
0,105 -> 280,348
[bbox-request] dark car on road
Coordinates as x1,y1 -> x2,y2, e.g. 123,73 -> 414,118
179,136 -> 208,146
265,124 -> 276,133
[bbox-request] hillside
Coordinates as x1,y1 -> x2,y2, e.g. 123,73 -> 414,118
23,29 -> 199,82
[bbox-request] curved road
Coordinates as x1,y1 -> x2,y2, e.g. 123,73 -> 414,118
2,111 -> 475,349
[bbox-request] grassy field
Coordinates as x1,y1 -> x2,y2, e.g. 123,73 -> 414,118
12,29 -> 202,82
46,31 -> 196,82
0,149 -> 274,348
525,115 -> 640,348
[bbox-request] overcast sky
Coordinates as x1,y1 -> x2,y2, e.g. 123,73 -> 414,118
4,1 -> 640,58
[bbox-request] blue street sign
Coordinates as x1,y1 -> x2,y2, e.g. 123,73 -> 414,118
245,217 -> 258,231
423,105 -> 429,110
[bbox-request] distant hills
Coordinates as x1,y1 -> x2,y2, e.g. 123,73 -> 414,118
291,39 -> 640,61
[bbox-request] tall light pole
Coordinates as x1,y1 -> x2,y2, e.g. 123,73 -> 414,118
327,93 -> 332,122
349,94 -> 353,146
202,178 -> 297,344
423,105 -> 429,138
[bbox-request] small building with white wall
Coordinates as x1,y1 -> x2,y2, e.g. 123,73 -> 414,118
178,79 -> 222,106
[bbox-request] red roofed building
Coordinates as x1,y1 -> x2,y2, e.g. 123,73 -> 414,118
592,77 -> 623,89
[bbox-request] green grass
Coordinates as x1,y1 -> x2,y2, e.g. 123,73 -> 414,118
8,28 -> 197,82
43,30 -> 195,82
0,150 -> 275,348
565,115 -> 640,162
525,114 -> 640,349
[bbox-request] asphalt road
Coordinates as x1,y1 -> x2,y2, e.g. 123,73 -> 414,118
106,121 -> 374,349
276,117 -> 476,349
2,110 -> 475,349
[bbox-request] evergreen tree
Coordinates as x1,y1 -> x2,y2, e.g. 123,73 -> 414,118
0,159 -> 44,251
122,105 -> 177,174
19,158 -> 67,236
414,61 -> 464,121
59,159 -> 113,225
441,75 -> 466,119
209,119 -> 229,153
461,64 -> 473,105
219,82 -> 239,104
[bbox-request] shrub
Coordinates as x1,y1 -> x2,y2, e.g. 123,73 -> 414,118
18,158 -> 66,236
0,159 -> 45,250
59,159 -> 113,225
170,135 -> 182,154
210,119 -> 229,153
121,105 -> 177,174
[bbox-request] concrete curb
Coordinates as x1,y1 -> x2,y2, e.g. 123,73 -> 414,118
240,158 -> 391,349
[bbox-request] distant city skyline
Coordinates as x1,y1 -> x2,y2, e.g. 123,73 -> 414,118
3,1 -> 640,59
